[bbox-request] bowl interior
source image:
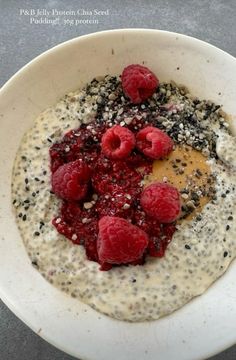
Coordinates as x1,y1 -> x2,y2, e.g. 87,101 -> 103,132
0,29 -> 236,360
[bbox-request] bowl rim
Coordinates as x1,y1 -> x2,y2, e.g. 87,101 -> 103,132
1,28 -> 236,360
1,28 -> 235,93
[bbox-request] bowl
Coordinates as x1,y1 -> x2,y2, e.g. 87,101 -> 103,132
0,29 -> 236,360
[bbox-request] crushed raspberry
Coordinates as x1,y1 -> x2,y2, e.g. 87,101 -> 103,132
91,154 -> 146,196
101,125 -> 135,159
141,182 -> 181,223
148,223 -> 176,257
121,64 -> 159,104
97,216 -> 149,265
136,126 -> 174,159
50,118 -> 177,270
49,123 -> 106,173
95,190 -> 133,218
51,160 -> 91,201
52,202 -> 99,262
133,210 -> 175,257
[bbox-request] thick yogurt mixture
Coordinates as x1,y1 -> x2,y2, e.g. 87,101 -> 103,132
12,77 -> 236,321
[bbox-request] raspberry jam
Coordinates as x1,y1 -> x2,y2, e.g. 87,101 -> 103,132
50,119 -> 177,269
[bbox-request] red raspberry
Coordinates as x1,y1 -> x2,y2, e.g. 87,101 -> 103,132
101,125 -> 135,159
51,160 -> 90,201
97,216 -> 149,264
121,64 -> 159,104
141,182 -> 181,223
136,126 -> 173,159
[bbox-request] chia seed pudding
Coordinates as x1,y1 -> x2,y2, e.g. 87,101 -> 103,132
12,74 -> 236,322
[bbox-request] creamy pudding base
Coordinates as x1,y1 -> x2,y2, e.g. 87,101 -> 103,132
12,77 -> 236,321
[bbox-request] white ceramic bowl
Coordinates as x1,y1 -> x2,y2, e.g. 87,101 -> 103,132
0,29 -> 236,360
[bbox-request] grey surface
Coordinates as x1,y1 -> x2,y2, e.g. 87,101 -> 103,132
0,0 -> 236,359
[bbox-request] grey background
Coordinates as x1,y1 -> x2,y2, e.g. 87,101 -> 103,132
0,0 -> 236,359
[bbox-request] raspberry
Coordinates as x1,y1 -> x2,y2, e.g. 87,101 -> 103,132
51,160 -> 91,201
136,126 -> 173,159
97,216 -> 149,264
101,125 -> 135,159
140,182 -> 181,223
121,64 -> 159,104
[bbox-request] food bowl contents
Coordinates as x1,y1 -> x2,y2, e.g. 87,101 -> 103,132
12,63 -> 236,321
50,115 -> 180,269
